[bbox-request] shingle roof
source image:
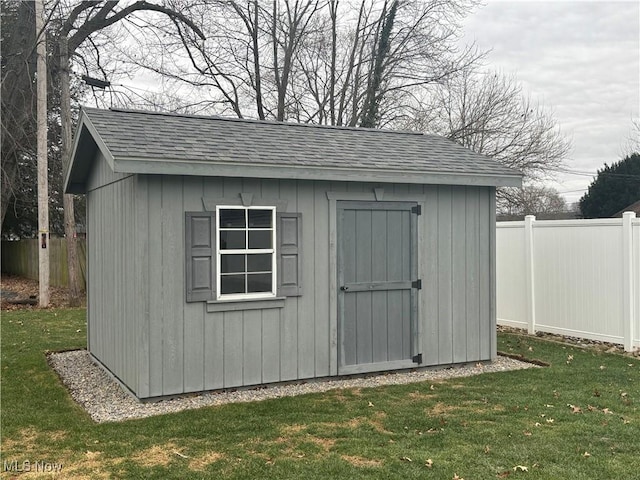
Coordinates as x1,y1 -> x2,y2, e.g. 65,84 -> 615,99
66,107 -> 522,193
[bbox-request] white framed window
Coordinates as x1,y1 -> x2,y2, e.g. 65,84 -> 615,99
215,205 -> 277,300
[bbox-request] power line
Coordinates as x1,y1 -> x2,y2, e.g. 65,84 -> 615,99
551,167 -> 640,180
557,188 -> 587,194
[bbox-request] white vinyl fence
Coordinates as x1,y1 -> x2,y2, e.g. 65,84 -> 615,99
496,212 -> 640,352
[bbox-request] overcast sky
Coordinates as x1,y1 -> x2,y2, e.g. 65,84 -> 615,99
459,0 -> 639,204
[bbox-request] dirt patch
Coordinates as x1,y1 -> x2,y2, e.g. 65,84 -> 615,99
57,451 -> 113,480
281,424 -> 306,435
306,436 -> 336,451
428,402 -> 457,416
274,424 -> 336,455
130,443 -> 181,468
331,391 -> 350,402
408,390 -> 436,400
341,455 -> 382,467
189,451 -> 224,471
369,411 -> 393,434
1,428 -> 42,458
1,274 -> 85,310
2,429 -> 112,479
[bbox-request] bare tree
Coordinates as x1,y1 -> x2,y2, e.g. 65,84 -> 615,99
115,0 -> 481,127
410,69 -> 571,182
621,118 -> 640,157
44,0 -> 205,305
1,1 -> 37,231
404,69 -> 571,209
497,185 -> 567,217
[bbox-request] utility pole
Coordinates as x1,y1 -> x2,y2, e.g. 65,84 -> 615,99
35,0 -> 49,307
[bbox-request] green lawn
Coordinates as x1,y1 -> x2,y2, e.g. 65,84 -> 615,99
1,308 -> 638,479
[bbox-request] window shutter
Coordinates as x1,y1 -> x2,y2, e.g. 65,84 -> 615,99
185,212 -> 216,302
277,212 -> 302,297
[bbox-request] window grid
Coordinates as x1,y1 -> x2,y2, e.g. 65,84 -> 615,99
216,206 -> 277,300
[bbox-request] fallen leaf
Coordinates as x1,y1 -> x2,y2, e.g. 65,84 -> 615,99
571,405 -> 582,414
583,452 -> 591,458
623,419 -> 630,424
534,422 -> 541,427
173,451 -> 189,459
484,445 -> 491,454
400,456 -> 412,462
587,405 -> 597,412
368,401 -> 374,407
567,355 -> 574,361
599,365 -> 606,370
593,389 -> 601,397
544,404 -> 554,408
528,347 -> 533,352
546,418 -> 554,424
453,474 -> 464,480
513,465 -> 528,472
430,384 -> 435,390
523,431 -> 532,436
425,459 -> 433,468
497,471 -> 511,478
603,408 -> 613,415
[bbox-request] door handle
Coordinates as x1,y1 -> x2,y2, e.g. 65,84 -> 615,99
340,286 -> 349,291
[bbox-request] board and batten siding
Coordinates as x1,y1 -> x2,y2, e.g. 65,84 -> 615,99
422,185 -> 496,365
86,151 -> 141,395
127,174 -> 496,399
137,175 -> 335,397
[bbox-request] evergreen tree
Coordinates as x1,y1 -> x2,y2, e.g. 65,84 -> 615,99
579,153 -> 640,218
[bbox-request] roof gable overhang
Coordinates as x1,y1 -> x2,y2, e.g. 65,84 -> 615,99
64,111 -> 117,194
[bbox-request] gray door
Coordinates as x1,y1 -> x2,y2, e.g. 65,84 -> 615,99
337,201 -> 419,374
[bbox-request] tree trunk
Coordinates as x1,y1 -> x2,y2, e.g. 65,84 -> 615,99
1,160 -> 18,231
360,0 -> 398,128
59,36 -> 81,306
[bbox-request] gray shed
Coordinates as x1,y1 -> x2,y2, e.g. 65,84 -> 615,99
65,107 -> 522,400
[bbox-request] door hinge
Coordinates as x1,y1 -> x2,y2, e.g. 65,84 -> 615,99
412,279 -> 422,289
411,204 -> 421,215
412,353 -> 422,364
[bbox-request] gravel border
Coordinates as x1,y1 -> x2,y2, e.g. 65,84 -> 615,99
48,350 -> 538,423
